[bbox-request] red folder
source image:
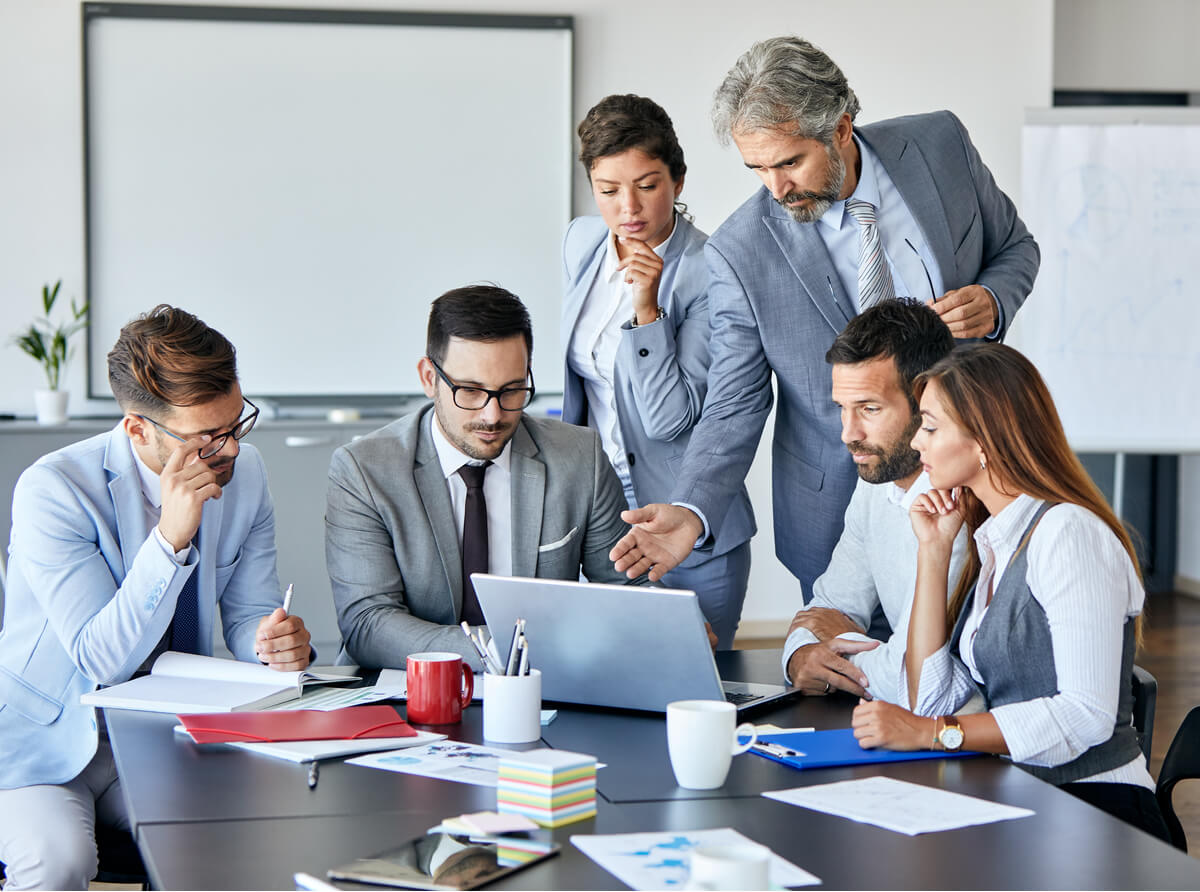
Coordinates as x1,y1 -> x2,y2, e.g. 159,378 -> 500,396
178,705 -> 416,744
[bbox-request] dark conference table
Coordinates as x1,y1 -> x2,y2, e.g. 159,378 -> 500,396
107,650 -> 1200,890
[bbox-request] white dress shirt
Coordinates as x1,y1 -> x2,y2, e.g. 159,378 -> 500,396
781,472 -> 968,704
904,494 -> 1153,789
131,439 -> 192,564
430,415 -> 513,578
819,137 -> 945,309
566,217 -> 680,495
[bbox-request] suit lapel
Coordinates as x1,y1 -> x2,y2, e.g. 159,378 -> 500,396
561,236 -> 607,350
104,427 -> 151,580
862,127 -> 957,287
414,414 -> 465,615
762,210 -> 854,332
508,419 -> 544,579
195,495 -> 223,653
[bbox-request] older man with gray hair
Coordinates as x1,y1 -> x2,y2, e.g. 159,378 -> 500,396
612,36 -> 1039,610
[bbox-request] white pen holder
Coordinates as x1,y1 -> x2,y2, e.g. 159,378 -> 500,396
483,669 -> 542,744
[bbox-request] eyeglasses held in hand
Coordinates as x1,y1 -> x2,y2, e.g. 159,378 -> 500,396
136,397 -> 260,459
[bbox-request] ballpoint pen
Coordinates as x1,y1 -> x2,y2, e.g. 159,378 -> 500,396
516,635 -> 529,676
504,618 -> 523,676
753,741 -> 804,759
282,583 -> 294,615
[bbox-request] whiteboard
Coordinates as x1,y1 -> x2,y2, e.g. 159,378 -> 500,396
83,6 -> 572,401
1009,108 -> 1200,452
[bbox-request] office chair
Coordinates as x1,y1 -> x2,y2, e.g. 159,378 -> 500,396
1132,664 -> 1157,763
1156,705 -> 1200,852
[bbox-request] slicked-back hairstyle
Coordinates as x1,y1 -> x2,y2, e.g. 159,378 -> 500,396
426,285 -> 533,366
712,35 -> 860,145
577,94 -> 687,183
825,299 -> 955,410
107,304 -> 238,415
913,343 -> 1144,641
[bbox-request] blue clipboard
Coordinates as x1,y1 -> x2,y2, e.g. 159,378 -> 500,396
751,729 -> 978,770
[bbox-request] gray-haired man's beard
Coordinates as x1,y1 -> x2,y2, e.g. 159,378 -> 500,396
776,146 -> 847,224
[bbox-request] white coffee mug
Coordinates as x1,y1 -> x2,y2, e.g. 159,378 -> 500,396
666,700 -> 756,790
483,669 -> 542,744
685,843 -> 771,891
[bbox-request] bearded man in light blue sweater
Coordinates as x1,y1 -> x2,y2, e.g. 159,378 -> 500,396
784,300 -> 966,703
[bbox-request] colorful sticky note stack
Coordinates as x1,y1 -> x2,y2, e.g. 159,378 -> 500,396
497,749 -> 597,827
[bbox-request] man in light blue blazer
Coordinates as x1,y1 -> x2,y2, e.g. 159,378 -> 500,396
0,306 -> 311,890
612,36 -> 1039,599
561,213 -> 755,647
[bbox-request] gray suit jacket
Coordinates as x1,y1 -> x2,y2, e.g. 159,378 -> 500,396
325,406 -> 637,669
560,214 -> 755,563
672,110 -> 1040,595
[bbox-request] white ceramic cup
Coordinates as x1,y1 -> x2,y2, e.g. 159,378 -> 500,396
684,843 -> 772,891
665,700 -> 757,790
483,669 -> 542,743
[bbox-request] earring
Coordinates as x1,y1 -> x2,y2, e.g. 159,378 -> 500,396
980,457 -> 987,471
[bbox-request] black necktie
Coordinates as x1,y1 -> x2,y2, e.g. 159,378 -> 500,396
456,461 -> 492,625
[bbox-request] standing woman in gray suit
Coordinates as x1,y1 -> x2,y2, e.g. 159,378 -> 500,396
561,94 -> 755,649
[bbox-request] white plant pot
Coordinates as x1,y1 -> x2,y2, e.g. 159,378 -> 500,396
34,388 -> 70,425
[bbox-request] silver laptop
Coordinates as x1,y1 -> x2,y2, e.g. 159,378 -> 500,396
472,574 -> 799,714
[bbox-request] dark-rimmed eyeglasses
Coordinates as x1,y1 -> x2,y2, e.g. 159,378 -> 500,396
136,397 -> 259,459
427,358 -> 535,412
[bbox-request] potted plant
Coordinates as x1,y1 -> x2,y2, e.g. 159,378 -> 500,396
11,280 -> 89,425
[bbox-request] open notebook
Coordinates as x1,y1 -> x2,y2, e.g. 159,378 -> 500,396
80,651 -> 359,713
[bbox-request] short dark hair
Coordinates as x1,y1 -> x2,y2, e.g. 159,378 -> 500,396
107,304 -> 238,414
426,285 -> 533,365
577,94 -> 687,183
825,299 -> 954,408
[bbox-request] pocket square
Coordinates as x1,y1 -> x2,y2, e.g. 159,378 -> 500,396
538,526 -> 579,553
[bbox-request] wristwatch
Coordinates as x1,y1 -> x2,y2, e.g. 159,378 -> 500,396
630,306 -> 666,327
936,715 -> 965,751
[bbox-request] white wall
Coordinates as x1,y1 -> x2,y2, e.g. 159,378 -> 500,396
1054,0 -> 1200,591
0,0 -> 1053,631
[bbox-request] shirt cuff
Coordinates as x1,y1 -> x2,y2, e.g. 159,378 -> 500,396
981,284 -> 1004,340
782,626 -> 818,682
153,526 -> 193,564
671,502 -> 710,547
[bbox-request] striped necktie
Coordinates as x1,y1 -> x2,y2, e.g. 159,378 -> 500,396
845,199 -> 896,311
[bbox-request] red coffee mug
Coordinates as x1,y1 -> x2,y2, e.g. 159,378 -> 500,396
406,652 -> 474,724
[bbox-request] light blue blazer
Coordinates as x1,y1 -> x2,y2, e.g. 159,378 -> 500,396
670,111 -> 1040,595
561,214 -> 755,563
0,425 -> 281,787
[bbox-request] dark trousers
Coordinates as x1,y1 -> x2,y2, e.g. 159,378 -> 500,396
1060,781 -> 1172,843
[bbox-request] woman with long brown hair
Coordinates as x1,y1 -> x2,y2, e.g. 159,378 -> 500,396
851,342 -> 1169,840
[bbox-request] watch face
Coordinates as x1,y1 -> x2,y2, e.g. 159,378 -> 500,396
941,726 -> 965,750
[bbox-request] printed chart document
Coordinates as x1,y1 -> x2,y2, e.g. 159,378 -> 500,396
764,776 -> 1035,835
80,651 -> 359,714
571,828 -> 820,890
347,741 -> 519,788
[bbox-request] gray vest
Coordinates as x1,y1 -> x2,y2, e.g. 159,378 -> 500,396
950,502 -> 1141,785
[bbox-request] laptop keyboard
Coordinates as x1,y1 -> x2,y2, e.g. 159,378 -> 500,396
723,690 -> 759,705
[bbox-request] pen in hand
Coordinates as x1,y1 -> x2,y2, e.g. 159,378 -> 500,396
282,583 -> 294,616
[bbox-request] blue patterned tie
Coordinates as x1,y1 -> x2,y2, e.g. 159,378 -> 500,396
170,532 -> 201,653
845,199 -> 897,311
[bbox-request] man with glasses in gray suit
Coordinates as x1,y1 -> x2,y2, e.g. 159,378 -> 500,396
326,285 -> 645,670
612,35 -> 1039,604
